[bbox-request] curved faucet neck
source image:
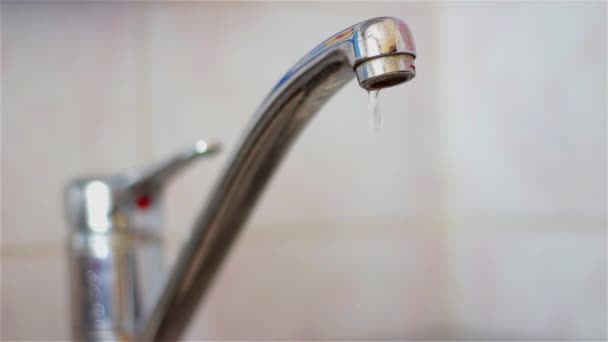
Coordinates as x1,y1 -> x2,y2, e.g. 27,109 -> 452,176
143,16 -> 416,341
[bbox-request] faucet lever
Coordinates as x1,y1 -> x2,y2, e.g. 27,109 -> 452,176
124,140 -> 221,195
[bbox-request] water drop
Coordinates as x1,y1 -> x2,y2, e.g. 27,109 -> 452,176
368,89 -> 381,131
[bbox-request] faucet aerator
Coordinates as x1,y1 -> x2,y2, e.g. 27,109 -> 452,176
355,54 -> 416,90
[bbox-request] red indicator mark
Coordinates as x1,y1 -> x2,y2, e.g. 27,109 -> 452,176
136,194 -> 152,210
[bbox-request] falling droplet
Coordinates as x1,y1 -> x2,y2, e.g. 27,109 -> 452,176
368,89 -> 381,131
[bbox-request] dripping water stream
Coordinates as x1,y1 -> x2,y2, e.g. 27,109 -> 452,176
368,89 -> 381,131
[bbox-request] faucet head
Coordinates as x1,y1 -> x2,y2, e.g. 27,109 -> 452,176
353,17 -> 416,90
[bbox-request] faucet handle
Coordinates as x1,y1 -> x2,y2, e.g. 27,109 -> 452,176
118,139 -> 221,234
124,140 -> 221,194
65,140 -> 220,235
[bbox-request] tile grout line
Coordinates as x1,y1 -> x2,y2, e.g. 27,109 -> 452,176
432,3 -> 459,337
3,216 -> 604,260
135,4 -> 152,163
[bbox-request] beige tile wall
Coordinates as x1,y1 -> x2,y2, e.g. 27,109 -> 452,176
1,2 -> 606,341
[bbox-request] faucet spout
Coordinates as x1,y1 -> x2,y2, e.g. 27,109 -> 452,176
143,16 -> 416,341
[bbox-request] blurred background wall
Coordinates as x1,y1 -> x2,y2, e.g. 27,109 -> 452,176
1,1 -> 606,340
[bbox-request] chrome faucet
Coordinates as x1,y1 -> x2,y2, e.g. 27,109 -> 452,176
65,16 -> 416,341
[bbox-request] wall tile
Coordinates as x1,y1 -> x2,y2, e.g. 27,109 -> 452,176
1,253 -> 70,341
183,222 -> 447,340
436,2 -> 607,219
1,3 -> 144,245
445,222 -> 607,340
